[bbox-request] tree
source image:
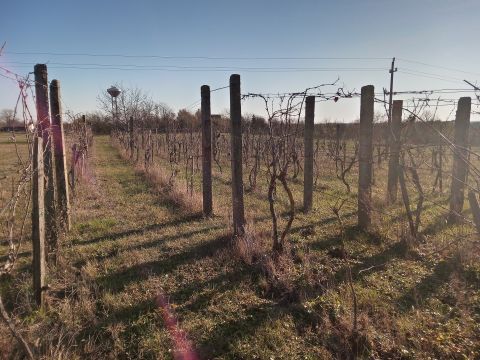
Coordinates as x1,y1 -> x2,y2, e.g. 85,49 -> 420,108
97,85 -> 174,132
0,109 -> 21,128
176,109 -> 199,129
250,115 -> 268,133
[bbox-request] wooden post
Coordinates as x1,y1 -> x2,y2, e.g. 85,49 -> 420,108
32,136 -> 46,307
230,74 -> 245,235
398,164 -> 416,239
34,65 -> 50,146
50,80 -> 71,231
34,64 -> 58,261
468,190 -> 480,235
70,144 -> 77,195
83,115 -> 89,154
357,85 -> 374,230
448,97 -> 471,224
129,116 -> 134,159
439,142 -> 443,193
303,96 -> 315,212
386,100 -> 403,204
201,85 -> 213,217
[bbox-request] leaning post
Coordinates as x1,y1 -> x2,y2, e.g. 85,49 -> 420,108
50,79 -> 71,231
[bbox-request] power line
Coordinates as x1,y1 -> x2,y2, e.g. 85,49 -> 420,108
0,71 -> 17,82
397,58 -> 480,77
3,63 -> 390,73
4,51 -> 390,61
385,88 -> 477,95
401,68 -> 463,82
211,85 -> 229,92
3,61 -> 391,71
398,70 -> 463,84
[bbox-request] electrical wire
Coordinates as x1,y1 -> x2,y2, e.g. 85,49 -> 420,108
397,58 -> 480,77
4,51 -> 391,61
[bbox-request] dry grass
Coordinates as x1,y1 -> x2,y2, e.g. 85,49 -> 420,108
1,134 -> 479,359
113,140 -> 203,215
141,165 -> 203,214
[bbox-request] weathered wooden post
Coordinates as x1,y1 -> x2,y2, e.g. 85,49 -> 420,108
129,116 -> 134,159
303,96 -> 315,212
230,74 -> 245,235
439,142 -> 443,193
448,97 -> 471,224
201,85 -> 213,217
398,164 -> 416,239
83,114 -> 89,154
70,144 -> 77,195
386,100 -> 403,204
32,136 -> 46,307
357,85 -> 374,230
468,190 -> 480,236
50,80 -> 71,231
34,64 -> 58,260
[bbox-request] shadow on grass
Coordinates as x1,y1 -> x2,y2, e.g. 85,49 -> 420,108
80,265 -> 254,358
290,211 -> 356,236
212,173 -> 231,186
171,266 -> 252,312
422,213 -> 450,235
309,224 -> 359,252
73,212 -> 204,246
79,279 -> 284,359
387,201 -> 439,224
310,228 -> 405,284
96,233 -> 231,294
197,302 -> 279,358
347,241 -> 406,281
73,223 -> 224,268
394,257 -> 456,313
0,250 -> 31,263
77,298 -> 158,357
196,300 -> 314,359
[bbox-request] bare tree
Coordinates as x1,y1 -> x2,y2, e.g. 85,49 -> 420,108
0,109 -> 21,128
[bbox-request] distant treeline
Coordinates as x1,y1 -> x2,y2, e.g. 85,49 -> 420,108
79,110 -> 480,145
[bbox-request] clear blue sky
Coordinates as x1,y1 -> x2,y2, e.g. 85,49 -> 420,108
1,0 -> 479,122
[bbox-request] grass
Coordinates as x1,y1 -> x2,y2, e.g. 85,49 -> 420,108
1,132 -> 479,359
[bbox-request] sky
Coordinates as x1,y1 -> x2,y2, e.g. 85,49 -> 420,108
1,0 -> 479,123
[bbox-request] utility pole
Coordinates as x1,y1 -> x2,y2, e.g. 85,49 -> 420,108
388,57 -> 398,124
